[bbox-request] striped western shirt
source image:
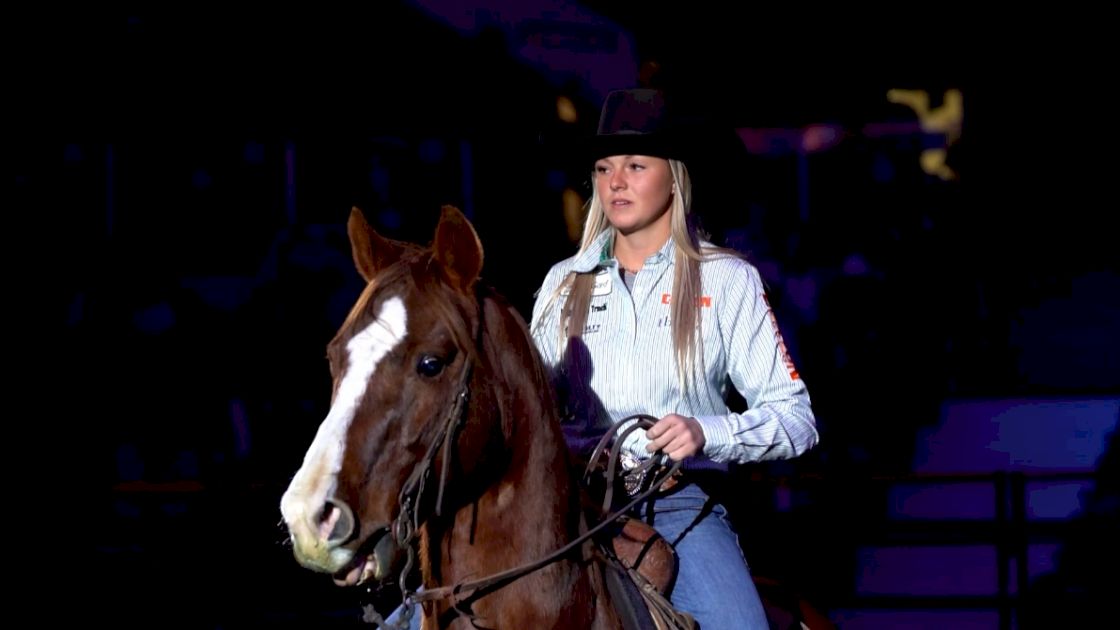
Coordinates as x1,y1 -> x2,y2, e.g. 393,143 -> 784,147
530,230 -> 818,470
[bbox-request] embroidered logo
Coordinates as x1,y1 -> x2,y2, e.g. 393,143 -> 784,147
592,271 -> 612,296
560,269 -> 613,296
762,294 -> 800,380
660,293 -> 712,307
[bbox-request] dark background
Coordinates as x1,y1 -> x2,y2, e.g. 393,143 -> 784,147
14,3 -> 1116,628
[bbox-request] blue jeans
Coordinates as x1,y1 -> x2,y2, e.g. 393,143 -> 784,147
636,479 -> 769,630
386,595 -> 421,630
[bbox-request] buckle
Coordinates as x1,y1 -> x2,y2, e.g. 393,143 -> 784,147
618,452 -> 644,496
620,453 -> 682,498
619,451 -> 641,471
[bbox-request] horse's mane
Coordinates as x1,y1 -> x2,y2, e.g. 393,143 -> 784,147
476,283 -> 568,448
343,246 -> 482,364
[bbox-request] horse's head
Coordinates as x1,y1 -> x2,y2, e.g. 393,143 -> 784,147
279,205 -> 488,587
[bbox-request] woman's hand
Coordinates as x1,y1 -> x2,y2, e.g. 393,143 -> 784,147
645,414 -> 706,461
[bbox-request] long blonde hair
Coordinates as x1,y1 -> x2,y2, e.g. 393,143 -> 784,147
542,158 -> 738,391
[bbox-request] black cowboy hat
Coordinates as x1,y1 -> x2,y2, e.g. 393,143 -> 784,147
581,88 -> 697,164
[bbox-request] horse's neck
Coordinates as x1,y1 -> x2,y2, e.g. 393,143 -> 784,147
415,305 -> 618,627
428,419 -> 578,570
418,414 -> 614,628
432,305 -> 582,568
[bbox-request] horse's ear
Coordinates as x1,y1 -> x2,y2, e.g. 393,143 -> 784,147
432,205 -> 484,291
347,206 -> 402,283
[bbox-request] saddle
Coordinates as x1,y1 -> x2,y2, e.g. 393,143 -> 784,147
597,515 -> 696,630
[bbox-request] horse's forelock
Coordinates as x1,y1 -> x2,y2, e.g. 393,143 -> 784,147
339,249 -> 423,334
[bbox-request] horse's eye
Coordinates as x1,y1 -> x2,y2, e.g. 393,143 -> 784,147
417,355 -> 446,378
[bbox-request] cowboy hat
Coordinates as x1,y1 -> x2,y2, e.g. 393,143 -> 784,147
582,88 -> 694,163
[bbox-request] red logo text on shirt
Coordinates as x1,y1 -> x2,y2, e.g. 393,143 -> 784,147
660,293 -> 712,307
762,294 -> 800,380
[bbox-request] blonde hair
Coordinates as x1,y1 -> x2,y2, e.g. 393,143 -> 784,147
541,158 -> 740,392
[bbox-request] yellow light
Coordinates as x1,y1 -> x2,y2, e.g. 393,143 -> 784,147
556,96 -> 578,124
887,88 -> 963,180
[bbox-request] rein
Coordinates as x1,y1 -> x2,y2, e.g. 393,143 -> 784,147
357,292 -> 679,628
414,423 -> 679,605
364,410 -> 680,628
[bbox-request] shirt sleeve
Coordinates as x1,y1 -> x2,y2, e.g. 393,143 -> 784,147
695,262 -> 819,463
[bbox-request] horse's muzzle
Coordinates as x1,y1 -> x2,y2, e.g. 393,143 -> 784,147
332,525 -> 406,587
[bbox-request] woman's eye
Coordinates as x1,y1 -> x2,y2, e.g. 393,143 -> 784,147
417,355 -> 446,378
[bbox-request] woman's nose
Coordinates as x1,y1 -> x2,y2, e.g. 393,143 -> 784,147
610,174 -> 625,191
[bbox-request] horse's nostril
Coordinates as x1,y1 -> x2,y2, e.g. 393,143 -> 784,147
321,498 -> 357,545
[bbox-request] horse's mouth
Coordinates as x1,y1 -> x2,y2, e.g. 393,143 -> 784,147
332,526 -> 403,588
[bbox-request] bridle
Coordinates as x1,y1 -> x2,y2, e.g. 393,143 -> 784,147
357,298 -> 681,629
360,404 -> 681,629
359,359 -> 473,629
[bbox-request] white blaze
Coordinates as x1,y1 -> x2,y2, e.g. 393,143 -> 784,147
280,296 -> 408,552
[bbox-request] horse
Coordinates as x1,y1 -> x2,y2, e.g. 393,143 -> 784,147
279,205 -> 633,629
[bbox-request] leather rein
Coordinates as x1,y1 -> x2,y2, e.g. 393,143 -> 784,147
357,282 -> 680,628
361,360 -> 679,629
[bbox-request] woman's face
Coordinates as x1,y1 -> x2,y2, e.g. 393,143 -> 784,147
594,155 -> 674,237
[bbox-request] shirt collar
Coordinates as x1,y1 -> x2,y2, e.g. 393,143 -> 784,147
570,230 -> 613,273
570,230 -> 676,273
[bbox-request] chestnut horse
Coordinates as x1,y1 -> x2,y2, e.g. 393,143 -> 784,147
279,206 -> 626,629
